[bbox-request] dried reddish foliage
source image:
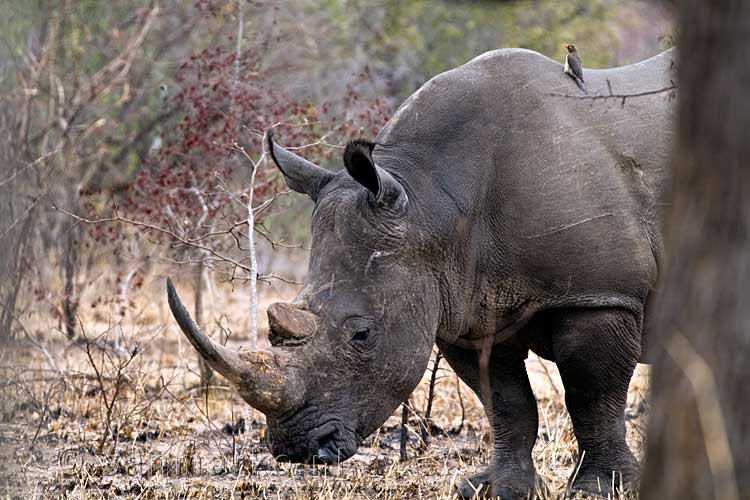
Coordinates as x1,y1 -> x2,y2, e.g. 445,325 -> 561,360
82,29 -> 393,294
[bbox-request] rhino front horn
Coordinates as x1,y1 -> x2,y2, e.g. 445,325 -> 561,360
166,278 -> 303,415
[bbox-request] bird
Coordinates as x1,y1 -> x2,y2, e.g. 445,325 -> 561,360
563,43 -> 586,93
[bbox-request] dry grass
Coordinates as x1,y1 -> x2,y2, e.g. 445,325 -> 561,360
0,278 -> 649,499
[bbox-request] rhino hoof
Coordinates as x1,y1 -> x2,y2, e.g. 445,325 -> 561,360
456,469 -> 544,499
456,471 -> 490,498
567,478 -> 634,499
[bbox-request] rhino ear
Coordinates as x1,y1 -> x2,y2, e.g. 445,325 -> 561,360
343,140 -> 407,210
265,129 -> 334,201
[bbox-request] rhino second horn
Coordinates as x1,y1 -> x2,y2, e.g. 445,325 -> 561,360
166,277 -> 298,415
268,302 -> 318,339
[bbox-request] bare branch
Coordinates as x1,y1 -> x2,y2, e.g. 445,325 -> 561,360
50,200 -> 254,277
548,81 -> 677,108
235,142 -> 263,351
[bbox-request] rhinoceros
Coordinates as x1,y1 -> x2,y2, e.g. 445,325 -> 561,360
167,48 -> 676,498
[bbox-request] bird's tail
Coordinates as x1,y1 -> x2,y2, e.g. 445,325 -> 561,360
576,78 -> 587,94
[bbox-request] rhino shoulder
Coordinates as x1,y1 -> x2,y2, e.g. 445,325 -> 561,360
378,49 -> 555,144
465,47 -> 558,72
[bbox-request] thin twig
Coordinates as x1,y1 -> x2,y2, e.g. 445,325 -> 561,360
536,354 -> 561,399
50,201 -> 253,277
421,350 -> 443,448
548,81 -> 677,108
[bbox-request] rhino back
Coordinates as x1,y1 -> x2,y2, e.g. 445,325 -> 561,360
375,48 -> 676,317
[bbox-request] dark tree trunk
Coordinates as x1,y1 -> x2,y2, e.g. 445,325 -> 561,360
400,402 -> 408,462
641,1 -> 750,499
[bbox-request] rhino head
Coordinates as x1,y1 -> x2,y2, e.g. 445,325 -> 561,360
167,130 -> 440,463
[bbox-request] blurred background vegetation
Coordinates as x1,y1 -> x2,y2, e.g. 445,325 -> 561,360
0,0 -> 674,342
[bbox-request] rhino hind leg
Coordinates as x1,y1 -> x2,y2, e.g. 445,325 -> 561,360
438,340 -> 544,500
550,308 -> 641,497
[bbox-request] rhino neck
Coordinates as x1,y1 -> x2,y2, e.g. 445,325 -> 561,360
365,149 -> 492,346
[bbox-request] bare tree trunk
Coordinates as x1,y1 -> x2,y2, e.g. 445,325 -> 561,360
62,221 -> 80,339
641,1 -> 750,499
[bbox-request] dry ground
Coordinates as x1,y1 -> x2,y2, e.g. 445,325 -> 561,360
0,278 -> 649,499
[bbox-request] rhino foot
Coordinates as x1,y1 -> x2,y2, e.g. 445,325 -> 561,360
567,465 -> 638,498
456,468 -> 545,499
567,480 -> 637,499
456,470 -> 491,498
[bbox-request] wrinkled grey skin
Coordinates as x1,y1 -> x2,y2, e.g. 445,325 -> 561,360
168,48 -> 675,498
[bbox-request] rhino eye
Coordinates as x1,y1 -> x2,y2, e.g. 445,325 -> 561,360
352,328 -> 371,343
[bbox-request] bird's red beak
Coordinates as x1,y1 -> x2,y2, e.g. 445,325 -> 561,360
563,44 -> 570,49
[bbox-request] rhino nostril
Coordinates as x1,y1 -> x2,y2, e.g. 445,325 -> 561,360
315,446 -> 338,464
314,431 -> 340,464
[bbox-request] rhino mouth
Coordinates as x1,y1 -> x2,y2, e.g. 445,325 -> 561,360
270,418 -> 360,464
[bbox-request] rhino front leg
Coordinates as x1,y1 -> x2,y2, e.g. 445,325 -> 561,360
551,308 -> 641,497
438,340 -> 543,500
